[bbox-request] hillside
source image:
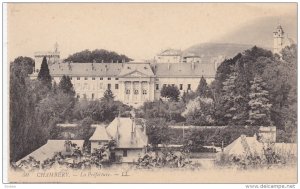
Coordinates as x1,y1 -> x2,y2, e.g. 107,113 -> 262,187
183,43 -> 256,60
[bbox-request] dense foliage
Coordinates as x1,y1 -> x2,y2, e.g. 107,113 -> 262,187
160,85 -> 180,102
64,49 -> 132,63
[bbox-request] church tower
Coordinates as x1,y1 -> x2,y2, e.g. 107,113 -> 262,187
273,25 -> 284,54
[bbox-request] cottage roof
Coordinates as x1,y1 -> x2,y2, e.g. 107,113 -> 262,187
89,125 -> 111,141
17,140 -> 84,164
154,63 -> 216,78
105,117 -> 148,149
223,135 -> 264,156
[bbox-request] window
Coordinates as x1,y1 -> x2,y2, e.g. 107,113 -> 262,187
188,84 -> 191,90
172,84 -> 175,87
108,77 -> 111,80
100,77 -> 103,80
180,84 -> 183,90
115,84 -> 119,89
123,150 -> 127,157
115,78 -> 119,80
108,84 -> 111,89
70,77 -> 72,80
77,94 -> 80,98
126,89 -> 130,94
163,84 -> 167,88
83,94 -> 87,99
84,77 -> 88,80
92,77 -> 95,80
77,77 -> 80,80
36,69 -> 39,72
156,84 -> 159,90
134,90 -> 139,95
92,93 -> 94,99
142,90 -> 147,95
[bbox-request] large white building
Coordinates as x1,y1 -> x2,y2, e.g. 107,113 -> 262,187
30,46 -> 217,107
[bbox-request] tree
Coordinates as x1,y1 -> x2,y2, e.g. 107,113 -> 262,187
64,49 -> 132,63
247,76 -> 272,126
12,56 -> 34,75
160,85 -> 180,102
182,97 -> 215,126
102,88 -> 114,102
196,76 -> 212,98
10,58 -> 48,162
78,117 -> 93,140
58,75 -> 75,96
38,57 -> 52,88
215,70 -> 237,126
146,118 -> 170,147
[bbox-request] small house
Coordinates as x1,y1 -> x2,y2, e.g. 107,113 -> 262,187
89,116 -> 148,163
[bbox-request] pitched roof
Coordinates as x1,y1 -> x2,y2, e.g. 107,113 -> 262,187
154,63 -> 216,78
157,49 -> 182,56
17,140 -> 84,164
49,63 -> 123,77
105,117 -> 148,148
118,63 -> 154,77
223,135 -> 264,156
89,125 -> 111,141
48,62 -> 155,78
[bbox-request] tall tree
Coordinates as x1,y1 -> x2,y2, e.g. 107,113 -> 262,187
214,69 -> 237,126
10,58 -> 47,162
247,76 -> 272,126
102,88 -> 115,102
58,75 -> 75,96
196,76 -> 212,98
38,57 -> 52,88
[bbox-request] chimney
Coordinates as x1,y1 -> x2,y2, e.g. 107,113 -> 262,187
143,123 -> 146,135
130,110 -> 136,144
116,111 -> 120,145
192,62 -> 195,70
68,62 -> 72,70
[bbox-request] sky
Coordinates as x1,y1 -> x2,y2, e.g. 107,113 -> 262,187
7,3 -> 297,61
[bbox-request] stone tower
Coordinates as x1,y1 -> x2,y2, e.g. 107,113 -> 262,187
34,43 -> 60,73
273,25 -> 284,55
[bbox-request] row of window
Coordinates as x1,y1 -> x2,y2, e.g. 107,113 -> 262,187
71,77 -> 119,81
75,83 -> 191,91
155,84 -> 191,90
125,89 -> 147,95
77,89 -> 148,100
75,83 -> 119,90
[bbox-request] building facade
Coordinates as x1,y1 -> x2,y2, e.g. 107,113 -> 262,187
30,46 -> 217,107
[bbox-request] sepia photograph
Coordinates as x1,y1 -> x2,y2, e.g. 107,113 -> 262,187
3,2 -> 298,185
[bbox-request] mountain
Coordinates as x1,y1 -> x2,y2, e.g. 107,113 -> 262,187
184,43 -> 256,60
